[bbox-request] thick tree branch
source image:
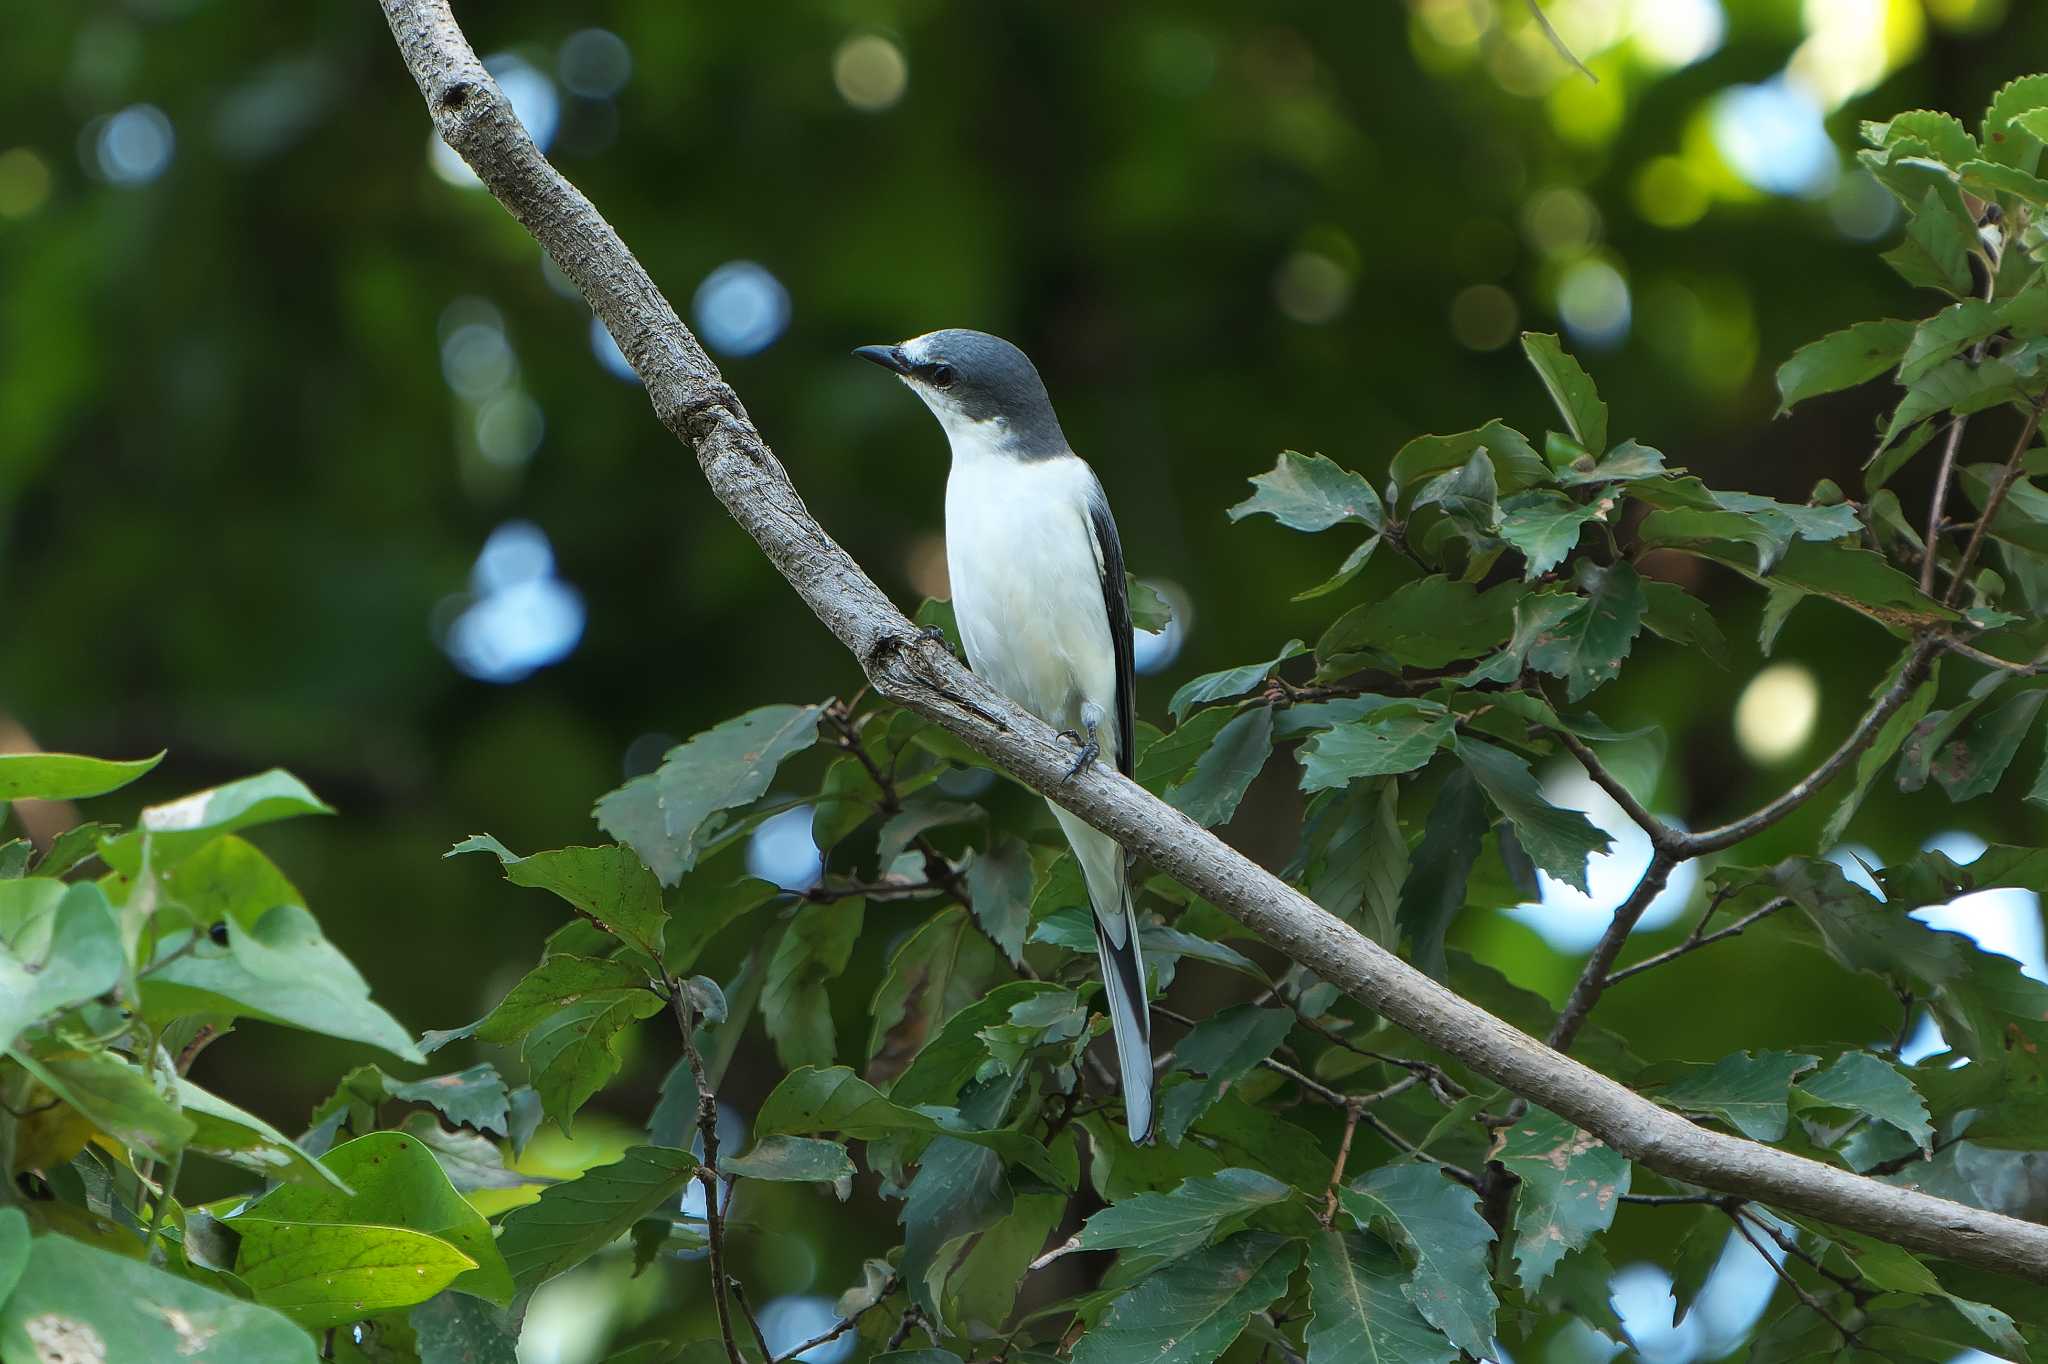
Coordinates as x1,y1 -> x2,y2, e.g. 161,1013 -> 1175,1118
375,0 -> 2048,1282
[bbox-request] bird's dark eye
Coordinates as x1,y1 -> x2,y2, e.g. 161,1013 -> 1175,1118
929,363 -> 957,389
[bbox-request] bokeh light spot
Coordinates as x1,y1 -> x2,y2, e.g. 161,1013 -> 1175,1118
92,104 -> 175,186
1633,156 -> 1710,229
0,148 -> 52,219
1827,169 -> 1899,242
440,312 -> 517,400
693,261 -> 792,357
757,1295 -> 856,1364
1133,579 -> 1190,677
1557,258 -> 1632,349
1710,80 -> 1838,198
833,35 -> 908,113
442,521 -> 586,684
1631,0 -> 1726,69
475,390 -> 545,467
1521,185 -> 1600,258
589,314 -> 639,383
1733,662 -> 1820,764
1508,765 -> 1698,952
748,805 -> 824,892
1449,284 -> 1518,352
1272,250 -> 1352,325
558,28 -> 632,99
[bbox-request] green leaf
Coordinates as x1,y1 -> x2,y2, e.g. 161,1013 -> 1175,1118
1463,589 -> 1583,686
1639,581 -> 1728,668
890,980 -> 1065,1108
1395,768 -> 1488,980
594,703 -> 825,886
1317,577 -> 1526,672
1934,688 -> 2047,802
1137,707 -> 1237,792
1070,1231 -> 1303,1364
0,881 -> 123,1051
1296,704 -> 1454,791
1495,1107 -> 1630,1290
495,1145 -> 700,1292
1981,73 -> 2048,173
1881,354 -> 2025,450
0,1228 -> 316,1362
99,769 -> 335,873
1294,536 -> 1383,601
412,1292 -> 523,1364
763,898 -> 863,1069
1526,560 -> 1645,701
1294,776 -> 1405,944
1069,1168 -> 1292,1263
1389,420 -> 1548,493
1454,737 -> 1610,894
1796,1051 -> 1934,1151
867,906 -> 1003,1072
235,1130 -> 513,1308
178,1074 -> 351,1190
1882,188 -> 1975,295
963,835 -> 1033,966
400,1113 -> 534,1193
1900,299 -> 2002,383
1303,1227 -> 1458,1364
1498,491 -> 1602,579
1774,319 -> 1916,413
140,902 -> 424,1062
449,837 -> 666,963
946,1191 -> 1064,1336
1820,659 -> 1937,850
11,1048 -> 195,1162
1157,1006 -> 1295,1144
1521,333 -> 1608,455
231,1217 -> 474,1330
1229,451 -> 1384,532
665,847 -> 779,974
1412,450 -> 1500,536
1340,1165 -> 1497,1358
1164,704 -> 1274,828
0,1208 -> 24,1303
0,750 -> 162,801
387,1064 -> 512,1135
1866,109 -> 1978,166
29,821 -> 116,879
1655,1050 -> 1819,1141
754,1065 -> 1068,1186
1129,576 -> 1174,634
472,954 -> 664,1132
725,1134 -> 856,1184
1555,438 -> 1666,486
1169,641 -> 1306,722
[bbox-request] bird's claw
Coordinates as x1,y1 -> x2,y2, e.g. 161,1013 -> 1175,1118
1063,736 -> 1100,781
918,624 -> 948,645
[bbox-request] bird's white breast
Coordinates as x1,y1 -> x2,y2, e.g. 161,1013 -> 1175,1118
944,444 -> 1116,736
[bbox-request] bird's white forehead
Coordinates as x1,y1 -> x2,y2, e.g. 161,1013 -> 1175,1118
900,333 -> 940,364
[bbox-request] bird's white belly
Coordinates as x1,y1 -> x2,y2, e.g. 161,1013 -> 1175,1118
945,454 -> 1114,737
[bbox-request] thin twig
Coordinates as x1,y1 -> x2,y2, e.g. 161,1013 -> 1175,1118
1944,406 -> 2045,608
727,1277 -> 776,1363
1547,851 -> 1677,1053
1938,636 -> 2048,675
1727,1209 -> 1858,1345
1549,728 -> 1679,852
1524,0 -> 1597,82
142,1148 -> 183,1261
1322,1101 -> 1363,1226
1359,1109 -> 1481,1189
1603,897 -> 1791,987
1620,1192 -> 1724,1206
767,1275 -> 901,1364
665,980 -> 745,1364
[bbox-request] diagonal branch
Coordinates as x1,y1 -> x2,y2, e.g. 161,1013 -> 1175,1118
375,0 -> 2048,1283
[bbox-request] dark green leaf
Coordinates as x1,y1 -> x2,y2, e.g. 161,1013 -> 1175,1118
0,749 -> 163,801
1413,450 -> 1500,536
1498,491 -> 1601,579
1318,577 -> 1525,672
1169,641 -> 1306,722
1388,421 -> 1547,494
594,703 -> 824,886
1881,188 -> 1975,295
725,1134 -> 856,1184
1821,657 -> 1937,850
867,906 -> 1003,1074
1157,1006 -> 1295,1144
1555,438 -> 1666,485
1137,707 -> 1237,792
1294,536 -> 1383,601
1341,1164 -> 1498,1357
1454,738 -> 1611,894
473,955 -> 664,1132
963,835 -> 1033,965
1303,1227 -> 1458,1364
753,1066 -> 1068,1186
1395,769 -> 1488,979
1900,299 -> 2002,383
1068,1168 -> 1292,1263
178,1074 -> 350,1190
398,1113 -> 535,1193
496,1145 -> 699,1292
1796,1051 -> 1934,1151
1934,688 -> 2047,802
1639,581 -> 1729,669
1069,1231 -> 1303,1364
1463,589 -> 1583,686
412,1292 -> 523,1364
1881,355 -> 2025,450
449,837 -> 666,962
12,1049 -> 195,1162
1164,705 -> 1274,828
1296,704 -> 1453,791
1495,1107 -> 1630,1290
1229,451 -> 1384,532
889,981 -> 1066,1109
763,899 -> 863,1069
386,1064 -> 512,1136
1655,1050 -> 1819,1141
1526,560 -> 1645,701
1775,319 -> 1915,412
1521,333 -> 1608,455
1295,777 -> 1405,944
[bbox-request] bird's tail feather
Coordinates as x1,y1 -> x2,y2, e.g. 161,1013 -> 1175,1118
1090,896 -> 1154,1144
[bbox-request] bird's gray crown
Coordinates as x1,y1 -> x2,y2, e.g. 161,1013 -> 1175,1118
883,328 -> 1070,456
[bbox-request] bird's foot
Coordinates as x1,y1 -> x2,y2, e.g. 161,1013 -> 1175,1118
918,624 -> 948,645
1060,729 -> 1100,781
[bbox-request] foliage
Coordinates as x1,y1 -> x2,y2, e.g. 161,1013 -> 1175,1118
8,71 -> 2048,1364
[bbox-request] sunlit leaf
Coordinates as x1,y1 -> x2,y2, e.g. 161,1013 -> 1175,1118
448,837 -> 666,963
0,750 -> 162,801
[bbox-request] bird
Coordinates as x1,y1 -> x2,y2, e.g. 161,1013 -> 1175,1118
855,329 -> 1153,1143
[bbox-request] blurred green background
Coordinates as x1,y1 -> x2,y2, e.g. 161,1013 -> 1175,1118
5,0 -> 2047,1358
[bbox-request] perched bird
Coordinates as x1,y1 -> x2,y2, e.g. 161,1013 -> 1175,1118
855,329 -> 1153,1142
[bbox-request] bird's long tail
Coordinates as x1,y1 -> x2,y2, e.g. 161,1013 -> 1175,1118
1051,806 -> 1153,1143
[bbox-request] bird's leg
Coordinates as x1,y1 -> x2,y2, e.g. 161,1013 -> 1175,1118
1061,717 -> 1100,782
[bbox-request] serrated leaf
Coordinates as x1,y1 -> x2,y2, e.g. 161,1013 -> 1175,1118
235,1130 -> 513,1308
1390,420 -> 1548,494
1522,333 -> 1608,455
1639,581 -> 1728,669
1934,688 -> 2047,802
1341,1164 -> 1497,1357
449,838 -> 666,962
1454,737 -> 1610,894
594,703 -> 824,885
1304,1227 -> 1459,1364
1169,641 -> 1306,722
1069,1168 -> 1292,1263
1156,1005 -> 1294,1145
1867,109 -> 1978,166
1882,188 -> 1976,296
1394,768 -> 1488,980
1655,1050 -> 1819,1141
1796,1051 -> 1933,1151
1494,1108 -> 1630,1290
1982,73 -> 2048,173
0,750 -> 162,801
1774,319 -> 1916,413
754,1065 -> 1068,1186
1498,491 -> 1602,579
1900,299 -> 2002,384
473,954 -> 663,1132
763,898 -> 863,1069
1526,560 -> 1645,701
1129,575 -> 1175,634
1296,705 -> 1453,791
1882,355 -> 2025,450
890,980 -> 1065,1109
495,1145 -> 699,1292
0,1226 -> 316,1362
1070,1231 -> 1303,1364
1318,577 -> 1526,672
1295,776 -> 1405,944
963,835 -> 1033,965
1163,704 -> 1274,828
1229,451 -> 1384,532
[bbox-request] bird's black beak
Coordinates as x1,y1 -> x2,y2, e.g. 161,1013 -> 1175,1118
853,344 -> 912,376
